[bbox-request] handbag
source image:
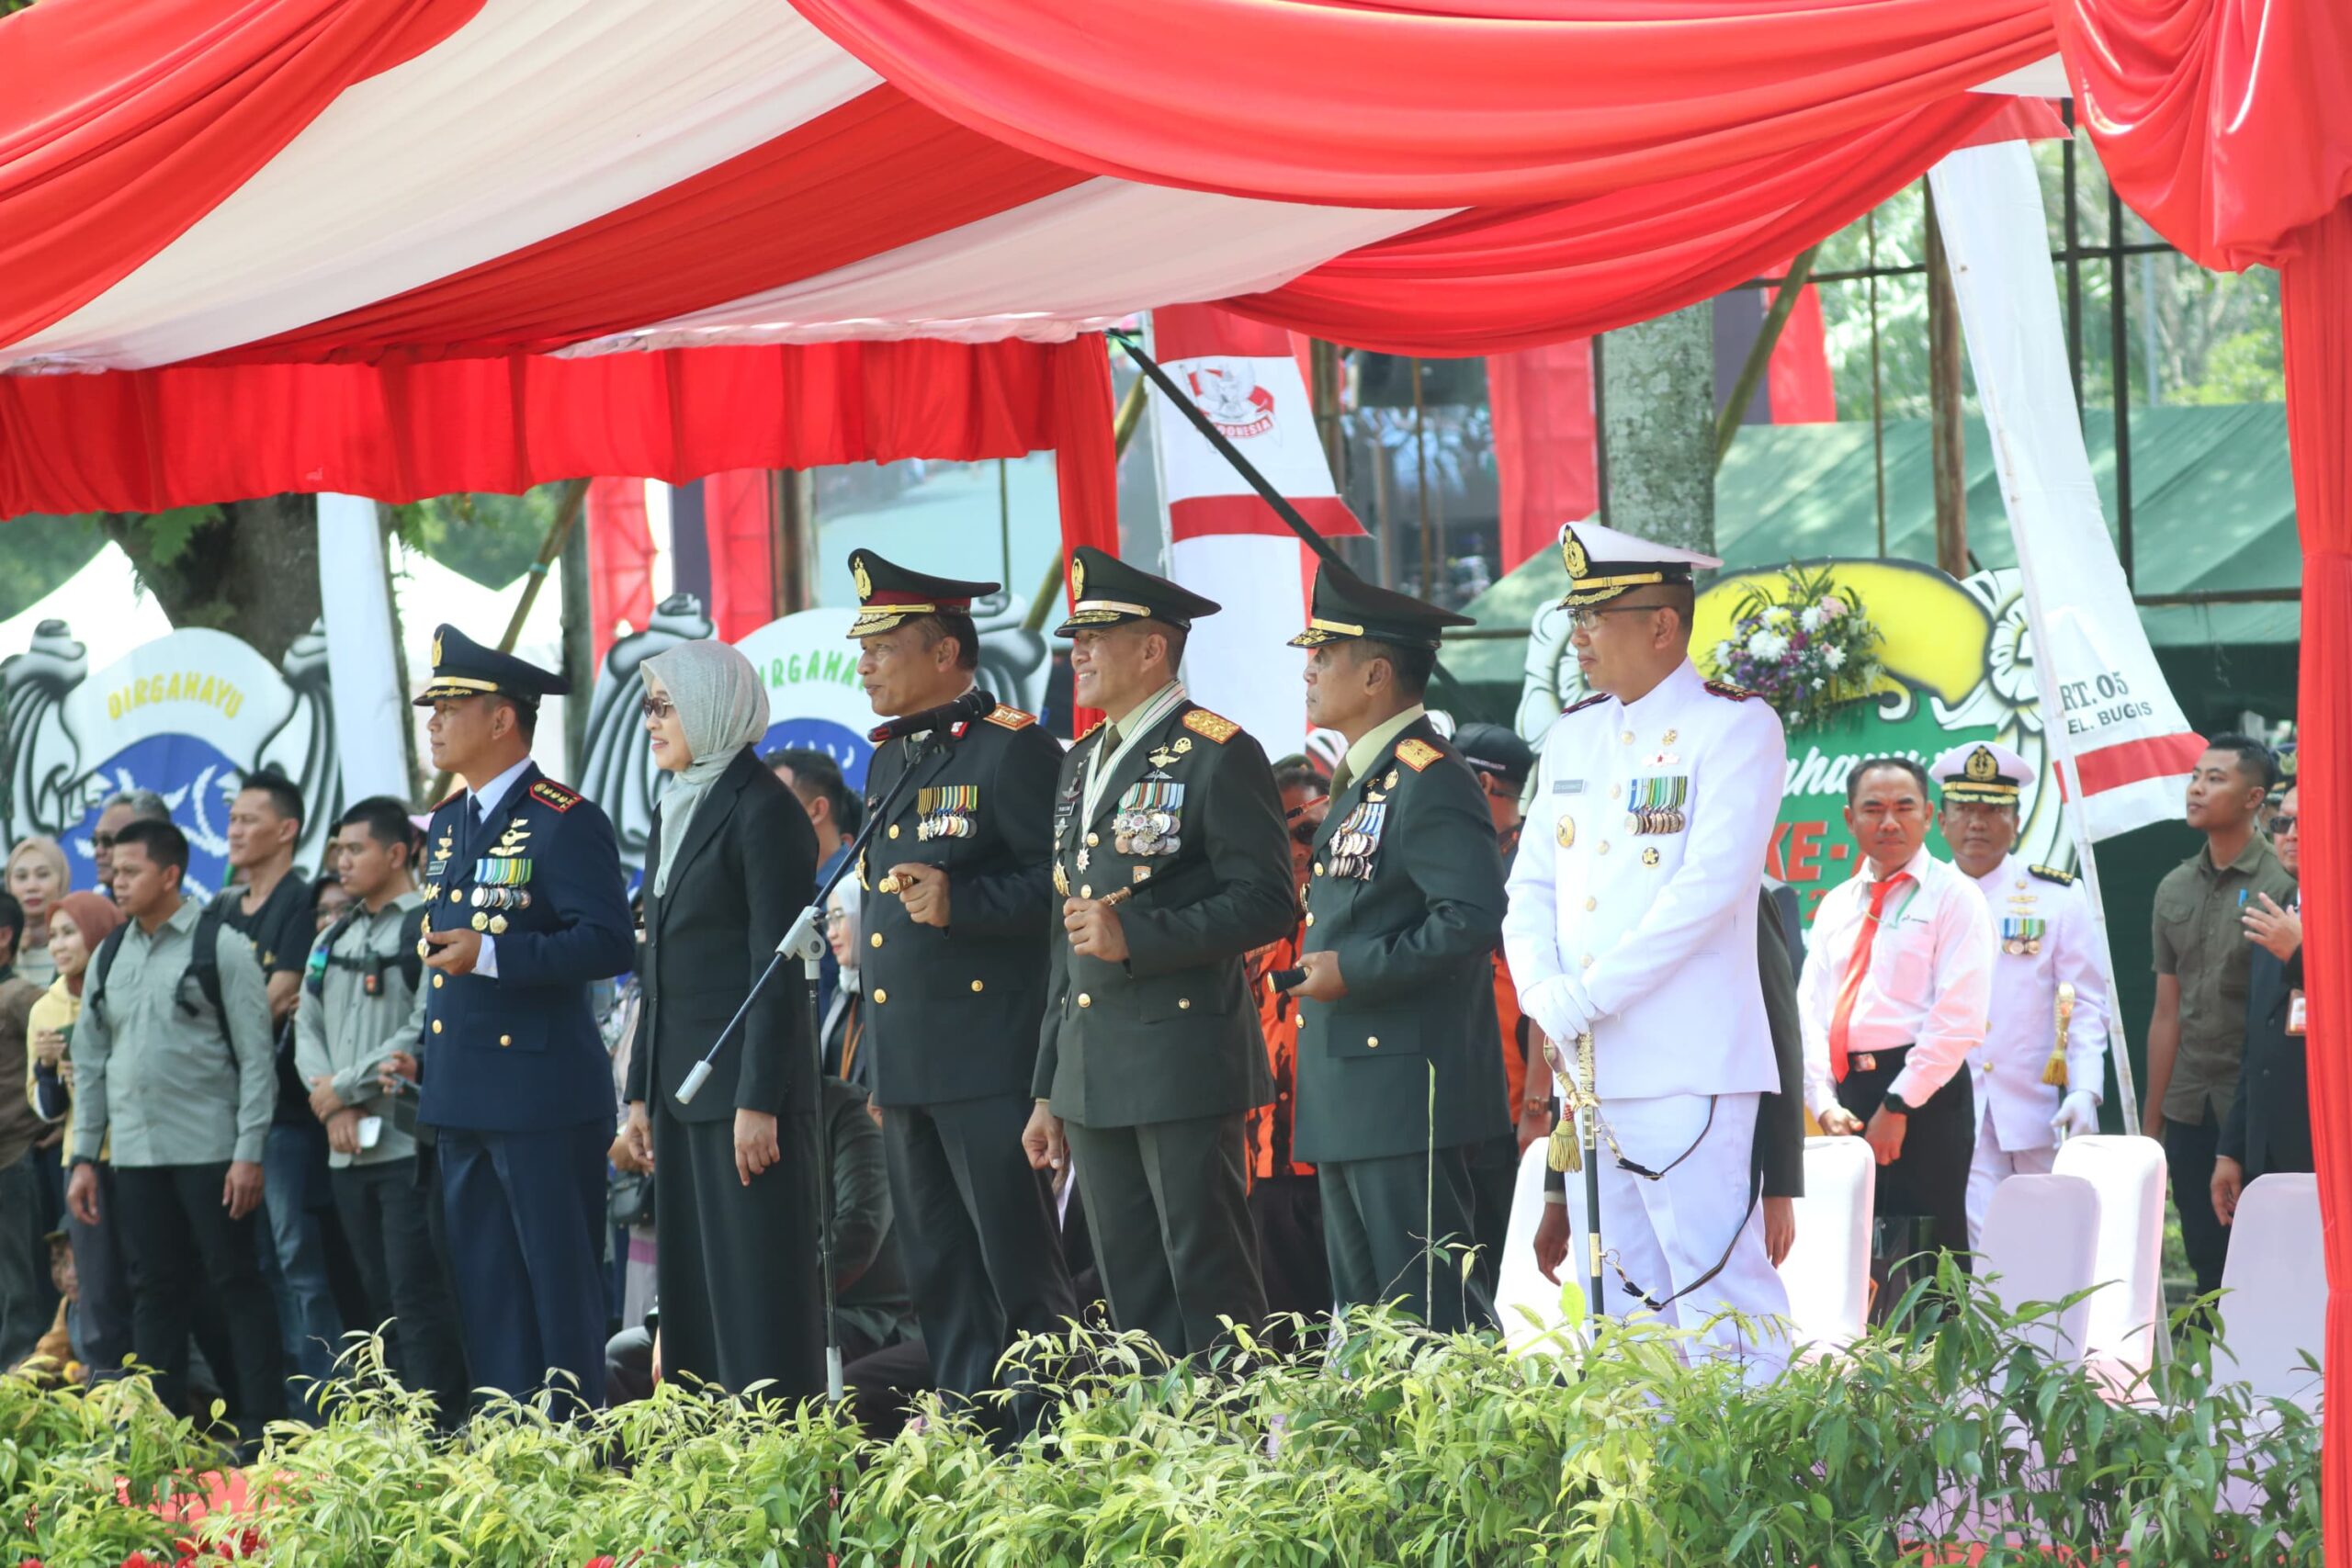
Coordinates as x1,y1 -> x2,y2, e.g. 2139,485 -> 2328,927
607,1170 -> 655,1230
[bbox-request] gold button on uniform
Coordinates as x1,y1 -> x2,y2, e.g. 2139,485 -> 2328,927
873,988 -> 888,1004
432,1020 -> 443,1034
1622,731 -> 1634,745
888,824 -> 900,840
1584,897 -> 1598,911
1178,998 -> 1192,1010
449,888 -> 463,903
1087,832 -> 1101,847
970,979 -> 985,993
1078,993 -> 1092,1009
1598,840 -> 1611,855
1079,886 -> 1092,899
1366,1035 -> 1380,1049
499,1034 -> 512,1048
869,932 -> 883,948
1304,912 -> 1316,927
433,974 -> 445,988
1581,953 -> 1595,969
1611,784 -> 1622,798
1313,862 -> 1324,877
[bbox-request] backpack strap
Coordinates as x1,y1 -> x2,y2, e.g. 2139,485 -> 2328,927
187,901 -> 230,1018
397,904 -> 430,992
88,926 -> 130,1021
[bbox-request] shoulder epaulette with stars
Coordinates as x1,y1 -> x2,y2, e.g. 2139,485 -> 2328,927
1182,708 -> 1240,744
530,778 -> 582,813
984,704 -> 1036,730
1396,738 -> 1444,772
1703,680 -> 1758,702
1562,694 -> 1609,716
2029,863 -> 2076,886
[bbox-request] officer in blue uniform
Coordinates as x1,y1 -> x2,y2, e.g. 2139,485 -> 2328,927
412,626 -> 634,1410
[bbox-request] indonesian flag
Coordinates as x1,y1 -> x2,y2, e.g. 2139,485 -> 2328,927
1149,304 -> 1363,753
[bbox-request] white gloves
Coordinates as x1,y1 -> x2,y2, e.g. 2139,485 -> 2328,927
2050,1089 -> 2100,1141
1521,975 -> 1593,1051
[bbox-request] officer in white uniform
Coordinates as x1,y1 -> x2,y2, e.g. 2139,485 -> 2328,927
1929,741 -> 2109,1248
1503,522 -> 1790,1373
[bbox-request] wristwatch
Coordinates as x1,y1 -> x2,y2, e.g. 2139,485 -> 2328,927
1521,1096 -> 1552,1116
1881,1089 -> 1924,1117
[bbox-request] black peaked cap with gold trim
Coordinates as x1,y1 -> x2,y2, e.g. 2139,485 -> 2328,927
413,624 -> 570,706
1053,545 -> 1220,637
1556,520 -> 1722,609
1930,739 -> 2030,806
1288,558 -> 1472,651
845,549 -> 1001,639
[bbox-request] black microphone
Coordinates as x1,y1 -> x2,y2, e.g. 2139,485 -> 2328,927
867,688 -> 996,745
1271,967 -> 1306,993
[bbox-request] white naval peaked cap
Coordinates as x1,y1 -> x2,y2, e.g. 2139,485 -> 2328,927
1555,521 -> 1723,608
1929,739 -> 2032,804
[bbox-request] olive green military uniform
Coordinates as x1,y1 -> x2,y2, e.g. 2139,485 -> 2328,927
1034,547 -> 1295,1358
1287,562 -> 1507,1330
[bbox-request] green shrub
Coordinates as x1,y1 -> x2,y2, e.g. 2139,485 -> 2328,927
0,1280 -> 2319,1568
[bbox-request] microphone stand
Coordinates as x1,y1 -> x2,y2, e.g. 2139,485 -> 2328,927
673,722 -> 966,1403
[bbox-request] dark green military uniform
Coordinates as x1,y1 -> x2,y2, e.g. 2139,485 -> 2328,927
1034,547 -> 1295,1357
1287,563 -> 1507,1330
848,552 -> 1075,1421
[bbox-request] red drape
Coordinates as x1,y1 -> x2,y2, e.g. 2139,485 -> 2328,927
702,469 -> 777,644
0,0 -> 481,349
791,0 -> 2052,208
1769,284 -> 1837,423
1485,338 -> 1595,573
1233,95 -> 2007,355
2054,0 -> 2351,1549
585,477 -> 655,663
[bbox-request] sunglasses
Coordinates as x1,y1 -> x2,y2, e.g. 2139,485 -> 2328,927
639,695 -> 675,722
2269,813 -> 2297,835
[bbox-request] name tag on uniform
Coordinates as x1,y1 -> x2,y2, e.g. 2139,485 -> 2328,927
2289,990 -> 2307,1036
1554,780 -> 1585,795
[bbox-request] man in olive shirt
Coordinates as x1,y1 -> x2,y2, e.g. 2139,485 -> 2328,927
63,819 -> 283,1435
1286,562 -> 1506,1331
1024,547 -> 1295,1359
2143,735 -> 2296,1297
294,796 -> 466,1419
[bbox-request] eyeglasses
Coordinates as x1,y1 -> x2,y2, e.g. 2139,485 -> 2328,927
2270,814 -> 2298,835
93,832 -> 117,850
823,909 -> 850,928
639,695 -> 674,722
1567,603 -> 1670,633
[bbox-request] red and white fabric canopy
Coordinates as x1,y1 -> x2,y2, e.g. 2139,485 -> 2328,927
0,0 -> 2062,517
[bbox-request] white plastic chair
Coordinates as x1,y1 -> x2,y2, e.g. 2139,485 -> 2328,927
1782,1135 -> 1875,1350
1975,1173 -> 2100,1366
1495,1138 -> 1571,1354
2051,1134 -> 2167,1385
2214,1172 -> 2325,1408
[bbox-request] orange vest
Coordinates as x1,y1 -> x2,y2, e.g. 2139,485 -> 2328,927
1247,926 -> 1312,1180
1494,951 -> 1528,1117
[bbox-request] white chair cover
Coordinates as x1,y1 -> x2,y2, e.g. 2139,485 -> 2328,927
1976,1173 -> 2101,1365
1782,1135 -> 1875,1351
2215,1172 -> 2325,1408
2051,1133 -> 2167,1386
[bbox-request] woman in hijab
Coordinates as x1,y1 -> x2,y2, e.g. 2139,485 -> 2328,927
6,837 -> 71,989
25,891 -> 131,1374
616,640 -> 824,1399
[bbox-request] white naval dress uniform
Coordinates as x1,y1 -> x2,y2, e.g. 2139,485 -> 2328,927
1502,659 -> 1790,1371
1963,855 -> 2110,1247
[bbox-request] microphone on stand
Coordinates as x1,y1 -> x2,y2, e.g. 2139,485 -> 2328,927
867,688 -> 996,745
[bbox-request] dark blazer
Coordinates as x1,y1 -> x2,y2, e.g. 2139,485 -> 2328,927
858,704 -> 1063,1108
1294,716 -> 1509,1163
2220,941 -> 2310,1179
1755,886 -> 1805,1200
418,762 -> 635,1132
625,749 -> 819,1122
1035,699 -> 1295,1128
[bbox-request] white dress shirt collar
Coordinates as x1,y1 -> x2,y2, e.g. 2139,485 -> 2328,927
468,754 -> 535,818
1619,659 -> 1702,726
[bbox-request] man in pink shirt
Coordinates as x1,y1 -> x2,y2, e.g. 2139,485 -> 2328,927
1799,756 -> 1996,1279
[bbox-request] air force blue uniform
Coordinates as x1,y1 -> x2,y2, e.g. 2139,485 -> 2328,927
413,627 -> 634,1407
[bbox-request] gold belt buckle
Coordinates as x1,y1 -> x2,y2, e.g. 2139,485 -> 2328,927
1854,1052 -> 1877,1073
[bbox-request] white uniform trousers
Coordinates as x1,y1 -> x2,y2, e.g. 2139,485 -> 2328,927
1563,1090 -> 1791,1380
1963,1112 -> 2056,1250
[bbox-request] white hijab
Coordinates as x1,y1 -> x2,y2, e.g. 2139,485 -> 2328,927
643,640 -> 769,896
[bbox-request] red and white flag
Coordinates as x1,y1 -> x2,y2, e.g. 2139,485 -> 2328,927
1148,304 -> 1363,752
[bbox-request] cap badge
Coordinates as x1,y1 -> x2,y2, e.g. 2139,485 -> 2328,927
852,557 -> 873,600
1965,745 -> 1999,784
1561,528 -> 1590,579
1069,556 -> 1087,602
431,630 -> 444,666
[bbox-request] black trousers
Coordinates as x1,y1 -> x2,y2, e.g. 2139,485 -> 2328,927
1463,1132 -> 1522,1315
882,1093 -> 1074,1417
329,1158 -> 469,1418
1835,1050 -> 1973,1262
650,1106 -> 824,1402
2165,1114 -> 2229,1298
111,1163 -> 285,1432
1319,1145 -> 1487,1334
1065,1111 -> 1264,1360
1249,1172 -> 1330,1325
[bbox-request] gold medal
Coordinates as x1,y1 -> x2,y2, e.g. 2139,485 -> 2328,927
470,912 -> 489,931
1555,815 -> 1576,849
490,915 -> 508,935
2005,938 -> 2025,955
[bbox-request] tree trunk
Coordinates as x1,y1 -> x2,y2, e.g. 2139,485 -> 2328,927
98,494 -> 323,662
1600,304 -> 1716,554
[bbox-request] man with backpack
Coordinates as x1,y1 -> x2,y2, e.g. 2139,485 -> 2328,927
295,797 -> 467,1420
62,818 -> 283,1438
